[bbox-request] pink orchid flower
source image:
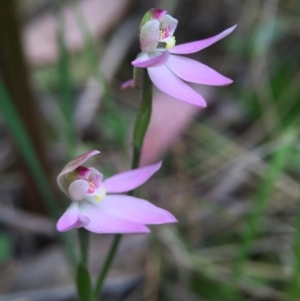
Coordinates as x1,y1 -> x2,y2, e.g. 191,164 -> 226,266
122,9 -> 236,107
139,9 -> 178,51
56,150 -> 176,234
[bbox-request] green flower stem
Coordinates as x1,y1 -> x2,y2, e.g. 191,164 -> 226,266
132,68 -> 153,169
93,69 -> 153,300
76,228 -> 92,301
78,228 -> 90,265
93,234 -> 122,300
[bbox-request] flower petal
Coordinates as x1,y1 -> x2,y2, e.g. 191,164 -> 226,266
132,51 -> 169,68
170,25 -> 237,54
56,203 -> 90,232
160,14 -> 178,38
86,167 -> 103,187
57,150 -> 100,195
103,195 -> 177,224
151,9 -> 167,21
104,161 -> 162,193
148,64 -> 207,107
166,55 -> 233,86
68,179 -> 89,201
59,150 -> 100,176
140,19 -> 159,52
121,79 -> 135,90
80,201 -> 150,234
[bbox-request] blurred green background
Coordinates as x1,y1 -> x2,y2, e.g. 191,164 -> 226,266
0,0 -> 300,300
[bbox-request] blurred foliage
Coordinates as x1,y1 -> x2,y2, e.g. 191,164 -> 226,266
0,234 -> 11,264
1,0 -> 300,300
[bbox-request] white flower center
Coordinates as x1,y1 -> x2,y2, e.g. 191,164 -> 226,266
92,182 -> 107,202
159,28 -> 176,49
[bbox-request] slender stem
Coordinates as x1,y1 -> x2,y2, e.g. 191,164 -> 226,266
93,234 -> 122,299
76,228 -> 92,301
132,68 -> 153,169
78,228 -> 90,265
132,145 -> 141,170
93,69 -> 153,300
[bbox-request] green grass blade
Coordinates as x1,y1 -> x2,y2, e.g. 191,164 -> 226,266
287,193 -> 300,299
233,133 -> 294,280
71,0 -> 128,148
0,80 -> 59,218
55,0 -> 76,155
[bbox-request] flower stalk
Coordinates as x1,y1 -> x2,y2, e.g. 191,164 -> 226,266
132,68 -> 153,169
78,228 -> 90,266
93,234 -> 122,300
76,228 -> 92,301
93,67 -> 154,301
